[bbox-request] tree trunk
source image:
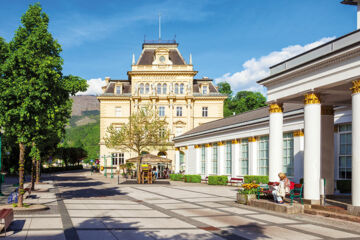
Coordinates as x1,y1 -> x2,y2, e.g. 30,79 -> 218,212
18,142 -> 25,207
30,143 -> 36,191
35,158 -> 40,184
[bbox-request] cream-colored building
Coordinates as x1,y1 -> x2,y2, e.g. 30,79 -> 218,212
97,41 -> 226,172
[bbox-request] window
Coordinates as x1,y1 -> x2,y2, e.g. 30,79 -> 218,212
226,141 -> 232,175
115,107 -> 121,117
212,143 -> 218,174
139,83 -> 144,94
202,107 -> 208,117
202,85 -> 208,94
115,86 -> 121,95
240,139 -> 249,175
145,83 -> 150,94
180,83 -> 184,94
339,124 -> 352,179
258,136 -> 269,176
159,128 -> 165,138
112,153 -> 124,165
283,133 -> 294,177
180,151 -> 185,171
159,106 -> 165,117
162,84 -> 167,94
176,106 -> 182,116
201,145 -> 206,175
175,83 -> 179,94
175,127 -> 183,137
157,83 -> 162,94
114,125 -> 122,132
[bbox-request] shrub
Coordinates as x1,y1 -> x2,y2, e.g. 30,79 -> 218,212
208,175 -> 228,185
337,180 -> 351,193
244,175 -> 269,184
169,174 -> 183,181
184,175 -> 201,183
239,183 -> 259,195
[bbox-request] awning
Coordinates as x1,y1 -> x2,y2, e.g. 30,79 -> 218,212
126,154 -> 172,164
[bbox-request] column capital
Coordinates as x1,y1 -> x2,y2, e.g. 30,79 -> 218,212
293,130 -> 304,137
205,143 -> 212,147
321,106 -> 334,115
194,145 -> 200,149
351,80 -> 360,94
231,139 -> 239,144
269,103 -> 283,113
248,137 -> 257,142
304,93 -> 321,105
175,147 -> 180,151
217,141 -> 224,146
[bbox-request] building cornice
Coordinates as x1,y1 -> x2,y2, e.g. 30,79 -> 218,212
128,71 -> 198,76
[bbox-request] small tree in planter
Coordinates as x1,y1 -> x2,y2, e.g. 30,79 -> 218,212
237,183 -> 259,205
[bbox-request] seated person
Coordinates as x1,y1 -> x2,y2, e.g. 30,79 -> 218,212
272,173 -> 293,204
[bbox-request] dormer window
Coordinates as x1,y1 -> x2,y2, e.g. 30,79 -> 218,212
115,85 -> 121,95
202,85 -> 208,94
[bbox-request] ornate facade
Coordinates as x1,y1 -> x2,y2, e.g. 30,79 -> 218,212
98,41 -> 226,171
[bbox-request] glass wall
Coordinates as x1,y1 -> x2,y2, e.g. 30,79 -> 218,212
212,144 -> 218,174
258,136 -> 269,175
240,139 -> 249,175
226,141 -> 232,175
283,133 -> 294,177
339,124 -> 352,179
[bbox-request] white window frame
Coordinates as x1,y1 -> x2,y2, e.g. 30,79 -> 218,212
338,124 -> 352,180
202,85 -> 208,94
258,136 -> 269,176
175,83 -> 179,94
202,107 -> 208,117
176,106 -> 182,117
158,106 -> 165,117
283,133 -> 294,177
201,146 -> 206,175
180,83 -> 184,94
139,83 -> 144,94
240,139 -> 248,176
157,83 -> 162,94
115,85 -> 121,95
212,143 -> 218,174
112,153 -> 124,166
162,83 -> 167,94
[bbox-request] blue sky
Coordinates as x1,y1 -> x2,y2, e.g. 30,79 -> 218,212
0,0 -> 356,95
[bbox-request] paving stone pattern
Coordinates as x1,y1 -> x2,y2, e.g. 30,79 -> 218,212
2,171 -> 360,240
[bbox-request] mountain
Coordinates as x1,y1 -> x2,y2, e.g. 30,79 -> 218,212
64,96 -> 100,161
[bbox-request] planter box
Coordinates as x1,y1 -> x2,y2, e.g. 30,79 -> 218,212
237,193 -> 256,205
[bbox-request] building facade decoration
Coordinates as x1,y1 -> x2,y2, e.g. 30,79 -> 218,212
352,79 -> 360,94
269,103 -> 283,113
304,93 -> 321,105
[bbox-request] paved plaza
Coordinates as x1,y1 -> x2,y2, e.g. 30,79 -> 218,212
2,170 -> 360,240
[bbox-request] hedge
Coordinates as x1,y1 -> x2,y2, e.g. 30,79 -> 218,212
208,175 -> 228,185
244,175 -> 269,184
42,165 -> 83,173
184,175 -> 201,183
169,174 -> 183,181
337,180 -> 351,193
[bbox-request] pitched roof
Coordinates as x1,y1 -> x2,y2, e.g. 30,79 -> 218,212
137,49 -> 186,65
174,103 -> 303,141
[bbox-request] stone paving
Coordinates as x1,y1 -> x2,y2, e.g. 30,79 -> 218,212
2,170 -> 360,239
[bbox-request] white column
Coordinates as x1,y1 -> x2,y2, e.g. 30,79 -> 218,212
248,137 -> 258,175
293,130 -> 304,184
195,146 -> 201,175
352,81 -> 360,206
357,2 -> 360,30
206,144 -> 212,176
218,143 -> 225,175
304,93 -> 321,203
269,103 -> 283,182
233,140 -> 240,177
175,149 -> 180,173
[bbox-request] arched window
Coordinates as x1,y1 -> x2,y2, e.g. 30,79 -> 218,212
157,83 -> 162,94
139,83 -> 144,94
175,83 -> 179,94
180,83 -> 184,94
162,84 -> 167,94
145,83 -> 150,94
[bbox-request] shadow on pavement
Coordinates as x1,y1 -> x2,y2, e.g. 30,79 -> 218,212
120,179 -> 170,185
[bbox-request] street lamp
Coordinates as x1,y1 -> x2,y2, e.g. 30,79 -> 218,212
100,154 -> 111,178
0,128 -> 5,196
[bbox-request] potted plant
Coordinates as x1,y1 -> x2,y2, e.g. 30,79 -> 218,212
237,183 -> 259,205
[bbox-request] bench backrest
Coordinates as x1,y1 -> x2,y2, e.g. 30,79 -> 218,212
0,209 -> 13,219
268,182 -> 280,186
293,184 -> 303,193
230,178 -> 243,181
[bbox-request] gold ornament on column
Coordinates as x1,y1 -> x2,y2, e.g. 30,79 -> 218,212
293,130 -> 304,137
351,80 -> 360,94
248,137 -> 257,142
304,93 -> 321,104
269,103 -> 283,113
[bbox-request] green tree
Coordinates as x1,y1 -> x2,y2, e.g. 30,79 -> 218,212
0,4 -> 86,206
217,82 -> 267,117
104,106 -> 171,183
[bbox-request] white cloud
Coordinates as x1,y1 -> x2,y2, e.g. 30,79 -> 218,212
76,78 -> 105,96
215,37 -> 336,94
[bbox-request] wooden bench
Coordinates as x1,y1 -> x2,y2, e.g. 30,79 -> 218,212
257,182 -> 279,199
201,176 -> 208,183
0,209 -> 14,236
227,177 -> 244,186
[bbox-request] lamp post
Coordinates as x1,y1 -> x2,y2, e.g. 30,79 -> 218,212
0,128 -> 4,196
100,154 -> 111,178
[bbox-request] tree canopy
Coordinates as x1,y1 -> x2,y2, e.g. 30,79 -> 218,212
0,3 -> 87,206
217,82 -> 267,117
